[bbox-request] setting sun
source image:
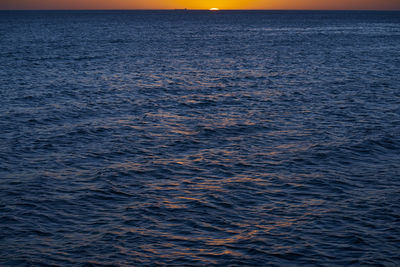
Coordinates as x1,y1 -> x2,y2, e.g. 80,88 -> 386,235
1,0 -> 399,10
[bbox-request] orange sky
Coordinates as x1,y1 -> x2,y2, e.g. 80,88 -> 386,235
1,0 -> 400,10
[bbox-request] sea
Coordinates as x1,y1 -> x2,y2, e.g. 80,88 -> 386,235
0,10 -> 399,266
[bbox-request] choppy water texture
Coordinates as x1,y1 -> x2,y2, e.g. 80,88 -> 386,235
1,11 -> 400,266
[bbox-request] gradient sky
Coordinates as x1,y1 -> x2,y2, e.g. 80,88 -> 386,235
1,0 -> 400,10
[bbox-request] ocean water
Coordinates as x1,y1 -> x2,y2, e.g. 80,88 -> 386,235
1,10 -> 400,266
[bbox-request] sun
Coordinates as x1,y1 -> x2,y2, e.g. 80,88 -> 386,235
209,8 -> 219,11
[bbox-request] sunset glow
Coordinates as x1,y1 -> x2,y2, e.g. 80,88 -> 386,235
1,0 -> 399,10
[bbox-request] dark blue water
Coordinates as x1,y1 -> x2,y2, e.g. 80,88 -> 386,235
1,10 -> 400,266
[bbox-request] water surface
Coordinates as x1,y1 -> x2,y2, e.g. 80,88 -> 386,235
0,10 -> 400,266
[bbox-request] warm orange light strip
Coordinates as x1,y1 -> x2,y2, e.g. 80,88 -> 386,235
1,0 -> 399,10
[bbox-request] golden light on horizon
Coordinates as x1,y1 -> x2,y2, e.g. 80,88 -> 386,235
0,0 -> 399,10
209,7 -> 219,11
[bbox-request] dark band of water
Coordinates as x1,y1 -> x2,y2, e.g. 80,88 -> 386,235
1,11 -> 399,266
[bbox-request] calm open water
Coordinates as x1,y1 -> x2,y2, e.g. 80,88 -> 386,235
1,10 -> 400,266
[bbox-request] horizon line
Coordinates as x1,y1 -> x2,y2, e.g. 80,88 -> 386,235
1,8 -> 399,11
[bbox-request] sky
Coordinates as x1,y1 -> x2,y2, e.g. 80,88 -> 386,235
1,0 -> 400,10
